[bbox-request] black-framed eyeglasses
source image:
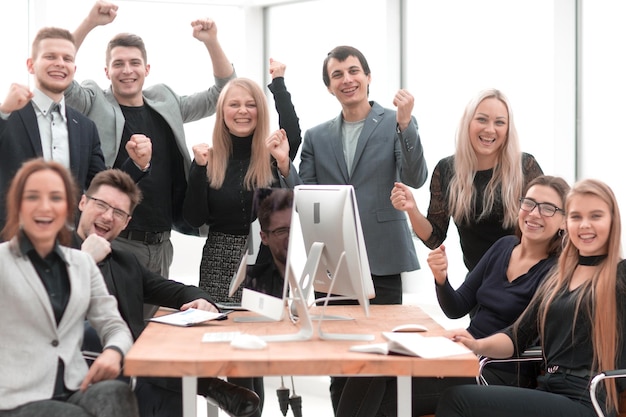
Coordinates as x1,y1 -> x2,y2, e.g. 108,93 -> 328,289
519,197 -> 564,217
263,226 -> 290,238
86,195 -> 131,222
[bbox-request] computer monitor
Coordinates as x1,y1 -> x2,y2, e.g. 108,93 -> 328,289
285,184 -> 376,340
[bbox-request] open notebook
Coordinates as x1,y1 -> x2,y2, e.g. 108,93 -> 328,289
350,332 -> 472,359
148,308 -> 230,327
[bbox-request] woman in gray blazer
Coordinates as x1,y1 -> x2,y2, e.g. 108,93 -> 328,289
0,159 -> 137,417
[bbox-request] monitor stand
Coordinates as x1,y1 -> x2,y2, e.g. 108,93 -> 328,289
301,244 -> 374,341
294,243 -> 354,322
259,266 -> 314,342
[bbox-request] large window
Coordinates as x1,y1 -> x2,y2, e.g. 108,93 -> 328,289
5,0 -> 625,283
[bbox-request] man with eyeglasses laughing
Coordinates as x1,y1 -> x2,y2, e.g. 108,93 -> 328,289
73,169 -> 261,417
244,188 -> 294,298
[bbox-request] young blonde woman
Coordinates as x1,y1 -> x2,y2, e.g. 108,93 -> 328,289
436,179 -> 626,417
391,89 -> 543,271
337,175 -> 569,417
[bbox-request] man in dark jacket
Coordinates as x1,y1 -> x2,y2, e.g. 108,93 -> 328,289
74,169 -> 258,417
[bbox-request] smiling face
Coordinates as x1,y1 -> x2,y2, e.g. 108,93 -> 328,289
27,38 -> 76,99
566,194 -> 612,256
105,46 -> 150,106
325,55 -> 371,110
222,85 -> 258,137
260,207 -> 292,271
518,184 -> 565,244
468,97 -> 508,168
20,169 -> 68,256
78,184 -> 131,242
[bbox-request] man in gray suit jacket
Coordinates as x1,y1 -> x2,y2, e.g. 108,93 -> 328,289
65,1 -> 236,279
299,44 -> 428,413
0,26 -> 150,231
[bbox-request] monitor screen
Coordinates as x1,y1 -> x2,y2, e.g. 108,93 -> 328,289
286,184 -> 375,317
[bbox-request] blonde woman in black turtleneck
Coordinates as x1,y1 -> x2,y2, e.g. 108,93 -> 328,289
183,76 -> 300,304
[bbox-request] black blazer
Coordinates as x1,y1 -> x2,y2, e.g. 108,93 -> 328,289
0,102 -> 106,227
99,248 -> 215,340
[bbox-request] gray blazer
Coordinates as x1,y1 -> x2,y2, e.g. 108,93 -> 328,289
0,238 -> 132,410
299,101 -> 428,275
64,71 -> 236,177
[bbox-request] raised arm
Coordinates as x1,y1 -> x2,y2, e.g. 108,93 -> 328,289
393,89 -> 428,189
73,1 -> 118,52
268,59 -> 302,159
190,18 -> 234,79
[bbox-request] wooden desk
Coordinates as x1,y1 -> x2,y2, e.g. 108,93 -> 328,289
124,305 -> 478,417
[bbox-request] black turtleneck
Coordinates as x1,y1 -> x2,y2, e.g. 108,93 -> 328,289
205,134 -> 254,235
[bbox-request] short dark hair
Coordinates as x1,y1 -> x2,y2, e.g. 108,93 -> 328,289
85,169 -> 143,213
322,45 -> 371,87
106,33 -> 147,65
254,188 -> 294,231
31,27 -> 75,59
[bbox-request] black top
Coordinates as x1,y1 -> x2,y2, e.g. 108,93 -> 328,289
437,235 -> 555,377
423,153 -> 543,271
504,260 -> 626,408
116,104 -> 184,232
437,235 -> 556,339
72,232 -> 215,340
184,135 -> 256,235
183,77 -> 302,235
20,233 -> 69,325
268,77 -> 302,159
244,260 -> 284,298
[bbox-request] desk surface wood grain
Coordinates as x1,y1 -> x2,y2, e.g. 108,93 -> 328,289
124,305 -> 478,379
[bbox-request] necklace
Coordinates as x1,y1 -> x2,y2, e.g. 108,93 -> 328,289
578,254 -> 607,266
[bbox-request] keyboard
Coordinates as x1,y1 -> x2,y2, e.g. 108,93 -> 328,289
215,302 -> 247,311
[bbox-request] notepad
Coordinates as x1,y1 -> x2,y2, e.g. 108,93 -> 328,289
149,308 -> 227,327
349,332 -> 472,358
202,331 -> 242,343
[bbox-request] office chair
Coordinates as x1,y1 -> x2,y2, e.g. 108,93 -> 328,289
478,348 -> 626,417
590,370 -> 626,417
476,346 -> 543,385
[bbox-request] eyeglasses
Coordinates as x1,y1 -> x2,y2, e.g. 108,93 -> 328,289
86,195 -> 131,222
263,226 -> 290,238
519,197 -> 564,217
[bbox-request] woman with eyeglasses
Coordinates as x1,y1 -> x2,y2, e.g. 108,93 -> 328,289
337,175 -> 569,417
391,89 -> 543,272
436,178 -> 626,417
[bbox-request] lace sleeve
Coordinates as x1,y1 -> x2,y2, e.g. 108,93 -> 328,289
521,153 -> 544,190
423,158 -> 453,249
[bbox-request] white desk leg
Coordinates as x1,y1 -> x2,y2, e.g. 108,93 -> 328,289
397,376 -> 411,417
182,376 -> 198,417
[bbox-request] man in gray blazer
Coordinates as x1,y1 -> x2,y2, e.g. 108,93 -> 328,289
299,44 -> 428,413
65,1 -> 236,279
0,26 -> 150,232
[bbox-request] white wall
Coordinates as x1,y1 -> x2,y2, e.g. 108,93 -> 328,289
2,0 -> 624,288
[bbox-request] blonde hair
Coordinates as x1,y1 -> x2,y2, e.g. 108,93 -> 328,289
526,179 -> 622,412
207,78 -> 273,190
449,89 -> 523,228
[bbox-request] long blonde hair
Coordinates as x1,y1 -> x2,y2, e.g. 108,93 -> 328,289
526,179 -> 623,412
449,89 -> 523,228
207,78 -> 273,190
